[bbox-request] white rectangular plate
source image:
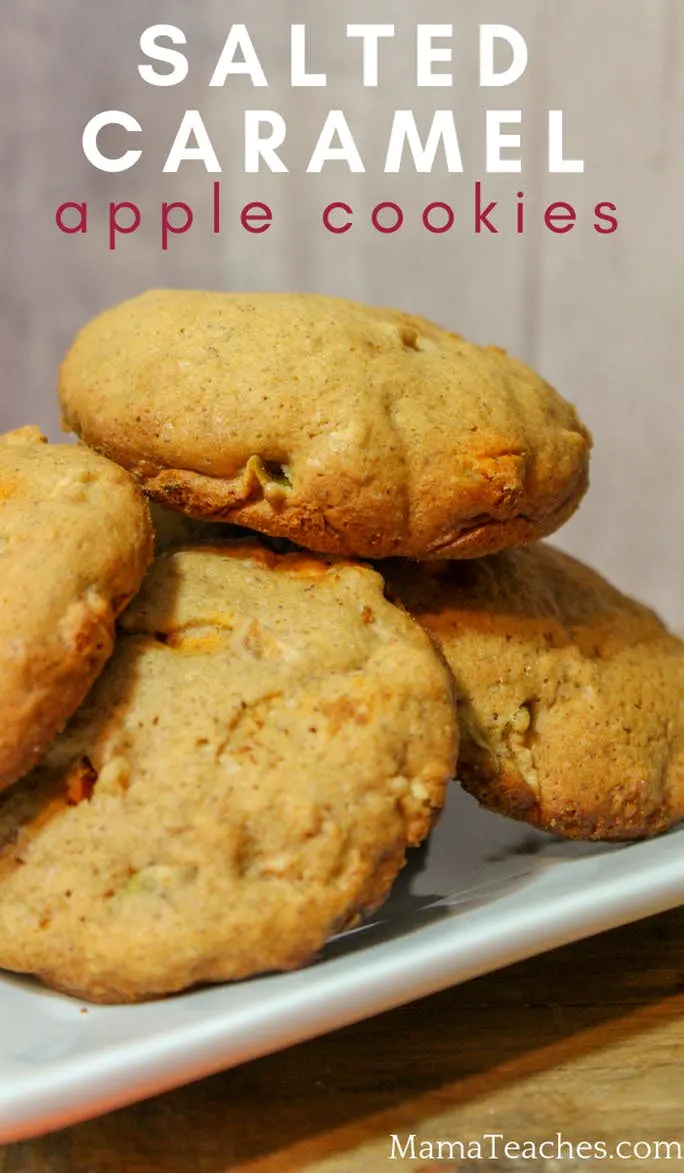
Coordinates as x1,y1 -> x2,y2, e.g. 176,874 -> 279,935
3,785 -> 684,1143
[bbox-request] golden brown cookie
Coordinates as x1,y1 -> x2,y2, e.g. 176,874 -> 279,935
59,290 -> 591,560
0,542 -> 457,1002
386,545 -> 684,840
0,427 -> 153,793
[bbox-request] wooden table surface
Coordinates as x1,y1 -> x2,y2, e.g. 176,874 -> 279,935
3,907 -> 684,1172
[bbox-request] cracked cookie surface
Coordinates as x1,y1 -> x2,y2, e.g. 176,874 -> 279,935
59,290 -> 591,560
0,427 -> 153,793
0,541 -> 457,1002
386,544 -> 684,840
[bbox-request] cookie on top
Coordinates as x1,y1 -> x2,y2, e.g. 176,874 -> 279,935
59,290 -> 592,561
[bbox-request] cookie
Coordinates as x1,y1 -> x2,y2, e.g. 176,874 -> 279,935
0,427 -> 153,793
0,542 -> 457,1002
386,545 -> 684,840
59,290 -> 591,560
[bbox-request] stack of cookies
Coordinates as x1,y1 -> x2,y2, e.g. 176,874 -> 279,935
0,291 -> 682,1004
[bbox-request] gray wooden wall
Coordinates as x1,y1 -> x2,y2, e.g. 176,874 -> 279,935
1,1 -> 682,626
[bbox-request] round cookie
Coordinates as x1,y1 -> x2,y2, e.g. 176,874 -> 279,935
59,290 -> 592,560
385,545 -> 684,841
0,427 -> 153,793
0,542 -> 457,1003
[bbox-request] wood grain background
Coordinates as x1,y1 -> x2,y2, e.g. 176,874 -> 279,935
1,0 -> 682,625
